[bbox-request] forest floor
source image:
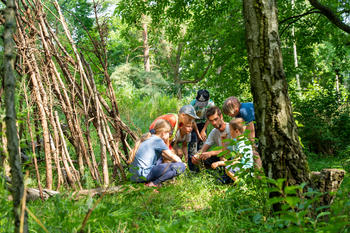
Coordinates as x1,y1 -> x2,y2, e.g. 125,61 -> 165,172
1,155 -> 349,233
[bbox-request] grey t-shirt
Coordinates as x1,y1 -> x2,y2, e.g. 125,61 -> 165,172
130,135 -> 169,179
204,123 -> 231,147
173,130 -> 191,144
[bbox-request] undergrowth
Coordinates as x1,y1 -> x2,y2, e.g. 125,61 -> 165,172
1,166 -> 349,232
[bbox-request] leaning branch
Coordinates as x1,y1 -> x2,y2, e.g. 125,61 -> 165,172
308,0 -> 350,34
279,8 -> 320,25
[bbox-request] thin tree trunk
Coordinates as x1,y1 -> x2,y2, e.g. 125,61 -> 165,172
142,14 -> 151,72
55,111 -> 82,189
243,0 -> 310,186
335,73 -> 340,93
4,0 -> 28,230
23,82 -> 44,200
291,0 -> 301,94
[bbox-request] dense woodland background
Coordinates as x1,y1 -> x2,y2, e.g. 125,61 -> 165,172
0,0 -> 349,232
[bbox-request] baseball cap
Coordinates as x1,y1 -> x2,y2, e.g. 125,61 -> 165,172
179,105 -> 200,119
196,89 -> 209,102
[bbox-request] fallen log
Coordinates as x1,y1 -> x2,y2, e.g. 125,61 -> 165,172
25,186 -> 128,201
26,188 -> 60,201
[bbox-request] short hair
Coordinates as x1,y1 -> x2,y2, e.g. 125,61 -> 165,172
229,118 -> 245,133
222,96 -> 240,115
206,106 -> 222,119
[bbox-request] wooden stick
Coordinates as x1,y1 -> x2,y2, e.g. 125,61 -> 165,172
23,81 -> 44,201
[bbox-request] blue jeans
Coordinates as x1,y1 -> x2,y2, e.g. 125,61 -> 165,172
146,162 -> 186,185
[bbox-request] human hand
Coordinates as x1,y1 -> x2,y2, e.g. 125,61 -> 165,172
184,162 -> 188,168
200,131 -> 207,141
200,151 -> 211,160
192,155 -> 200,165
211,162 -> 219,169
197,134 -> 204,141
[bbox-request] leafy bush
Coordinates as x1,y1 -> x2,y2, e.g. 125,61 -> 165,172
111,63 -> 193,134
291,80 -> 350,156
111,63 -> 171,97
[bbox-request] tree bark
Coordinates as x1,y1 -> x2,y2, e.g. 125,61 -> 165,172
3,0 -> 28,231
243,0 -> 310,186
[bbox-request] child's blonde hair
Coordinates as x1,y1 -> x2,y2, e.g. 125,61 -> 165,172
222,96 -> 240,115
127,119 -> 171,164
229,118 -> 245,133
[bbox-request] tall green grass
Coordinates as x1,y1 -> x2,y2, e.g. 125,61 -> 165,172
116,92 -> 191,134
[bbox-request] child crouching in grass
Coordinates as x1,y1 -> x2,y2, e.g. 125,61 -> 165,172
211,118 -> 253,182
171,118 -> 193,163
128,119 -> 186,187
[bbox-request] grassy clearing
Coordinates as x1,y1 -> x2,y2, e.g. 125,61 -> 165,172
1,155 -> 349,233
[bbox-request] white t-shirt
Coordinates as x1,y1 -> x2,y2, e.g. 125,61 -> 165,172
205,123 -> 231,147
173,130 -> 191,144
227,139 -> 253,169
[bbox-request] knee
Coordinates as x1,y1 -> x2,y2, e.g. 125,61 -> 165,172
172,162 -> 186,174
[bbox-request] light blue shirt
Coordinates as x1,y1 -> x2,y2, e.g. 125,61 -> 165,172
130,135 -> 169,179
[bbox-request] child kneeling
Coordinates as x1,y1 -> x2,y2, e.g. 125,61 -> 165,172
211,118 -> 253,182
129,119 -> 186,187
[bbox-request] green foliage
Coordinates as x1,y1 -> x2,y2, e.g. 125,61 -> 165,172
111,63 -> 170,96
262,177 -> 350,232
114,83 -> 188,134
0,176 -> 13,232
291,80 -> 350,156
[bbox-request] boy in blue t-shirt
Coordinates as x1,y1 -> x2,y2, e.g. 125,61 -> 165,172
222,96 -> 255,140
222,96 -> 262,170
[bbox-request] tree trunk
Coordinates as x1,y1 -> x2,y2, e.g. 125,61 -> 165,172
142,14 -> 151,72
3,0 -> 28,231
291,0 -> 301,94
243,0 -> 310,186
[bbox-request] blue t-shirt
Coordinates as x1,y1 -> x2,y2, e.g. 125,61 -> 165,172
237,102 -> 255,123
130,135 -> 169,179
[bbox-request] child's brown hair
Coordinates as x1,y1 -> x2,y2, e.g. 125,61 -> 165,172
222,96 -> 240,116
229,118 -> 245,133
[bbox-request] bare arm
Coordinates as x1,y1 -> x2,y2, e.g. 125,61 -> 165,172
200,120 -> 210,141
193,122 -> 203,141
200,143 -> 225,160
162,149 -> 182,163
211,160 -> 226,169
246,122 -> 255,142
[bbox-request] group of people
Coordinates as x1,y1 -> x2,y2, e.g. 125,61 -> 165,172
128,90 -> 262,188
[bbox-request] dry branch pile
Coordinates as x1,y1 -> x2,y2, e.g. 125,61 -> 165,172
1,0 -> 137,191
